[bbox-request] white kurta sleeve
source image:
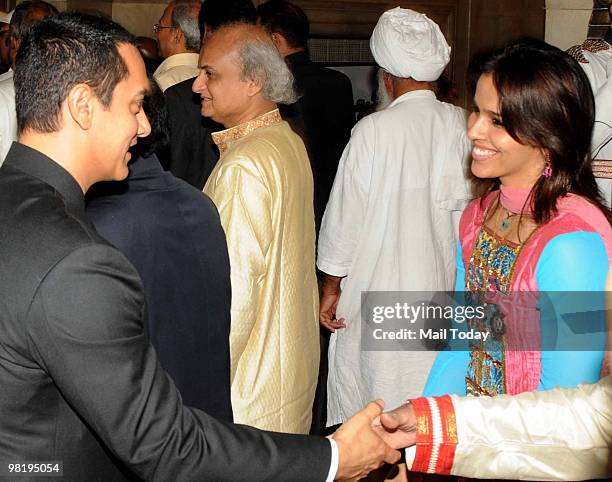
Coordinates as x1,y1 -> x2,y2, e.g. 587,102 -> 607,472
317,116 -> 373,277
406,377 -> 611,481
592,74 -> 612,160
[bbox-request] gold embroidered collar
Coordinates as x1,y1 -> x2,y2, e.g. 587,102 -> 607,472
212,109 -> 282,154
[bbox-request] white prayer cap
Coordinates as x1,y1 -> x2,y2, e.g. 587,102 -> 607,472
0,10 -> 13,25
370,7 -> 450,81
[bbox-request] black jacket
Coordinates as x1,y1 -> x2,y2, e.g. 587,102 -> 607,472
87,154 -> 232,421
280,51 -> 355,231
0,143 -> 331,481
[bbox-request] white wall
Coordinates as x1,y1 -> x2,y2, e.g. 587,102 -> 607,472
545,0 -> 593,50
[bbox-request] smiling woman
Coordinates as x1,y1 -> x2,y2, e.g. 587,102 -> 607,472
424,39 -> 612,400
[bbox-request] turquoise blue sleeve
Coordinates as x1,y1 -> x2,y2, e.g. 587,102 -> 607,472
536,232 -> 607,391
422,241 -> 470,396
454,240 -> 465,293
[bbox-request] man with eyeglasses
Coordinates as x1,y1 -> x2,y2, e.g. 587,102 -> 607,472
153,0 -> 200,92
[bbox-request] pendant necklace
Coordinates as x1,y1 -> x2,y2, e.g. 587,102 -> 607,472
499,209 -> 519,232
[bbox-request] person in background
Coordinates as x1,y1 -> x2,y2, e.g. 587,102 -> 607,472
0,10 -> 12,75
0,0 -> 57,164
199,0 -> 256,39
153,0 -> 200,92
424,40 -> 611,399
136,36 -> 162,75
196,23 -> 320,434
566,3 -> 612,206
317,7 -> 471,429
257,0 -> 355,235
86,79 -> 232,421
163,0 -> 257,188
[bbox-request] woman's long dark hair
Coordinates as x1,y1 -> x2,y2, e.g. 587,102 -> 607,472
472,39 -> 610,224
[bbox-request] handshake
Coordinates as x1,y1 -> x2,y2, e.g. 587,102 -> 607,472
331,400 -> 417,480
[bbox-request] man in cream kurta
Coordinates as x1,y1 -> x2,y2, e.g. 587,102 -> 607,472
196,24 -> 319,434
317,8 -> 471,426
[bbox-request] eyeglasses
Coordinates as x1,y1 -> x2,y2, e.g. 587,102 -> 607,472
153,23 -> 176,33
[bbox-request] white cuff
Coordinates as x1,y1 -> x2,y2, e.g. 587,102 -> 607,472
326,438 -> 339,481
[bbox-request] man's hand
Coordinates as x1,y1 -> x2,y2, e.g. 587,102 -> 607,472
371,403 -> 417,450
320,292 -> 346,332
319,274 -> 346,332
332,400 -> 401,480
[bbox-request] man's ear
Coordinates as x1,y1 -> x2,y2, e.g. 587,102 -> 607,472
270,33 -> 288,57
173,27 -> 185,47
66,84 -> 95,130
245,77 -> 264,98
270,33 -> 282,49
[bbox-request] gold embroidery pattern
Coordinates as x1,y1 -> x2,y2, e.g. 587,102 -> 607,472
593,160 -> 612,179
567,40 -> 611,64
445,413 -> 458,443
212,110 -> 282,154
567,44 -> 588,63
582,39 -> 611,53
466,226 -> 522,294
417,415 -> 430,436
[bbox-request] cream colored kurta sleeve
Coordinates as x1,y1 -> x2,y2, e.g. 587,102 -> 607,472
406,377 -> 611,481
204,160 -> 272,376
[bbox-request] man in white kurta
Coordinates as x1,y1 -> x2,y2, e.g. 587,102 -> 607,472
317,8 -> 471,426
567,31 -> 612,206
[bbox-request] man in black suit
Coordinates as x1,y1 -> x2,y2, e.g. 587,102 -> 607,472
87,81 -> 232,421
257,0 -> 355,233
0,12 -> 398,481
164,0 -> 256,189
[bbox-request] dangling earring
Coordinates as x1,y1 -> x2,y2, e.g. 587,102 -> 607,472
542,151 -> 553,178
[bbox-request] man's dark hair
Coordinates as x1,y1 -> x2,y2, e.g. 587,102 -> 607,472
15,12 -> 136,134
10,1 -> 58,44
198,0 -> 256,34
257,0 -> 309,50
134,78 -> 170,162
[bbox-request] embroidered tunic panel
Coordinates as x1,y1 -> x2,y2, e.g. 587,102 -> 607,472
465,226 -> 522,396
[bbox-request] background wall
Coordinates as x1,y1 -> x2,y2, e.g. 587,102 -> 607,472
11,0 -> 597,50
545,0 -> 592,50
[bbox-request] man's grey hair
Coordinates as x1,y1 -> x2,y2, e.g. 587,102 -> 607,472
172,0 -> 201,51
237,39 -> 297,104
376,67 -> 393,111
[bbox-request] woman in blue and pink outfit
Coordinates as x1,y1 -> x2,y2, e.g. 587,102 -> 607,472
424,40 -> 612,398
